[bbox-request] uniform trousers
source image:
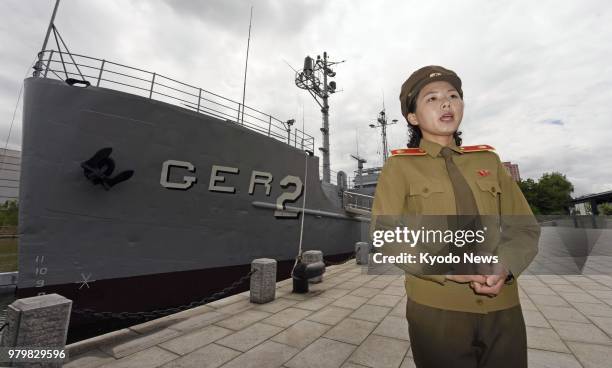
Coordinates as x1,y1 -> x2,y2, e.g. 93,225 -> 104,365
405,298 -> 527,368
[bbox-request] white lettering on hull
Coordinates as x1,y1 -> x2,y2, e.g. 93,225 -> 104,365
160,160 -> 197,189
160,161 -> 304,218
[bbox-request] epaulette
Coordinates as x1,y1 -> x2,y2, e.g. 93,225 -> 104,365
391,148 -> 426,156
459,144 -> 495,153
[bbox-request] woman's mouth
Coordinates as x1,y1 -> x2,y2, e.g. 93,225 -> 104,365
440,113 -> 454,122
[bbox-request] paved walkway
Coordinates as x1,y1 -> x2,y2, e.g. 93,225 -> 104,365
64,255 -> 612,368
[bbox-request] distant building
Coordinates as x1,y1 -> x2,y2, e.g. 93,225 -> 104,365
573,201 -> 590,215
571,189 -> 612,216
502,161 -> 521,182
0,148 -> 20,203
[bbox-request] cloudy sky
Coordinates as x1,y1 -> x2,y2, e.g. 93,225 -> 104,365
1,0 -> 611,197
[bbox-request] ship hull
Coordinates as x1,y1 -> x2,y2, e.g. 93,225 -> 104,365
17,77 -> 368,338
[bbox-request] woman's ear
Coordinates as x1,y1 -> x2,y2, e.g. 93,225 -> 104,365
407,113 -> 418,126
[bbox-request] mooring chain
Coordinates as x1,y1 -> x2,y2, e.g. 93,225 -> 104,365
72,269 -> 258,321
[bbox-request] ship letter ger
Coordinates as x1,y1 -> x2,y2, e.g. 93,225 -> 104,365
160,160 -> 197,189
249,170 -> 273,195
209,165 -> 240,193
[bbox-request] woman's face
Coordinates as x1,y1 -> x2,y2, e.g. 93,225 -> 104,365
406,80 -> 464,142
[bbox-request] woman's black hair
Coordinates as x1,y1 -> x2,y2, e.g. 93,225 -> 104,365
406,97 -> 463,148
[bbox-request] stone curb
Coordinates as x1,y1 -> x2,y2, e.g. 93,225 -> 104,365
64,263 -> 351,358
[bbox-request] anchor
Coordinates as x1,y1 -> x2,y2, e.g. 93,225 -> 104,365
81,147 -> 134,190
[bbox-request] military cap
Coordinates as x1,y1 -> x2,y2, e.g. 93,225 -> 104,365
399,65 -> 463,118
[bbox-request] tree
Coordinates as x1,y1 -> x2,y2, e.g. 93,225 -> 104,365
518,178 -> 541,215
598,203 -> 612,216
537,172 -> 574,215
0,200 -> 18,227
518,172 -> 574,215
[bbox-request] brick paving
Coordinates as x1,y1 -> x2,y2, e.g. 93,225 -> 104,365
65,227 -> 612,368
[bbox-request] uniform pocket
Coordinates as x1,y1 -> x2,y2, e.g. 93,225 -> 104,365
407,180 -> 449,214
409,180 -> 445,198
475,179 -> 502,215
476,179 -> 502,196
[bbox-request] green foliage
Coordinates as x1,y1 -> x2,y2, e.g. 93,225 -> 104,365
0,200 -> 19,227
517,172 -> 574,215
518,178 -> 540,214
0,200 -> 18,272
0,238 -> 18,272
598,203 -> 612,215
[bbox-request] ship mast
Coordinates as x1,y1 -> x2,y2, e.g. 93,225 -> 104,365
350,154 -> 367,189
294,52 -> 344,183
369,108 -> 398,163
33,0 -> 61,77
240,6 -> 254,125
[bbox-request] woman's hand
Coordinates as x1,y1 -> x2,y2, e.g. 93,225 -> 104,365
445,274 -> 487,284
445,268 -> 509,297
470,271 -> 509,297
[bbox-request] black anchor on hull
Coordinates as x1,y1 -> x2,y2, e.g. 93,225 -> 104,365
81,147 -> 134,190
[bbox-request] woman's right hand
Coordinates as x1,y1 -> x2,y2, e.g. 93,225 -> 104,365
445,274 -> 487,284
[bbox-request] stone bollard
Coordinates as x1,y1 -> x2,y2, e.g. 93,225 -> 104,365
250,258 -> 277,304
1,293 -> 72,367
302,250 -> 324,283
355,242 -> 369,265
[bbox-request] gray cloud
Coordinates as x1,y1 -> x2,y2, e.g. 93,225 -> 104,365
1,0 -> 611,197
161,0 -> 327,37
542,119 -> 564,126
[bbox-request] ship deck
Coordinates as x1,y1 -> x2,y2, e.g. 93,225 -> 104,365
64,260 -> 612,368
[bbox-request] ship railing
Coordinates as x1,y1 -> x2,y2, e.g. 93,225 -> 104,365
346,175 -> 360,190
342,190 -> 373,214
34,50 -> 316,153
327,168 -> 340,186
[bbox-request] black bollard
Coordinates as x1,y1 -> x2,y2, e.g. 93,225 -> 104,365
292,262 -> 309,293
292,260 -> 326,294
293,276 -> 309,293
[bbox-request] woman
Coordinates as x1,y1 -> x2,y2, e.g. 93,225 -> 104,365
370,65 -> 540,368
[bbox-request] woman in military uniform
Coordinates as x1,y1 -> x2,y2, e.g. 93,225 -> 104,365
370,65 -> 540,368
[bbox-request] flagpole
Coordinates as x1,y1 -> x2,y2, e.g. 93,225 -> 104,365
240,5 -> 253,125
34,0 -> 61,77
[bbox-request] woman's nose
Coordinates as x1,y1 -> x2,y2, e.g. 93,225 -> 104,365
441,97 -> 452,108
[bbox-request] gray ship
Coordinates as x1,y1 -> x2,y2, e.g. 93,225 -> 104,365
16,46 -> 373,335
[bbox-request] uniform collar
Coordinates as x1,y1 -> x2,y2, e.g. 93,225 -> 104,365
419,137 -> 463,158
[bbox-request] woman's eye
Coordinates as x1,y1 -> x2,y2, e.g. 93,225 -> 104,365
450,94 -> 459,99
426,96 -> 436,102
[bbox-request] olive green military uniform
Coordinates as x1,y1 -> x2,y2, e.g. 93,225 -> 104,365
371,138 -> 540,368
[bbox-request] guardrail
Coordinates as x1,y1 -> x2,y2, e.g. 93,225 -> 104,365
342,190 -> 373,213
36,50 -> 315,153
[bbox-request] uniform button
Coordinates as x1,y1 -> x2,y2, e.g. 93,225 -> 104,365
490,186 -> 496,192
476,299 -> 484,305
422,187 -> 429,193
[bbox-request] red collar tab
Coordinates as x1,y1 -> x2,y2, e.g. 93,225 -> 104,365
391,148 -> 427,156
459,144 -> 495,153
